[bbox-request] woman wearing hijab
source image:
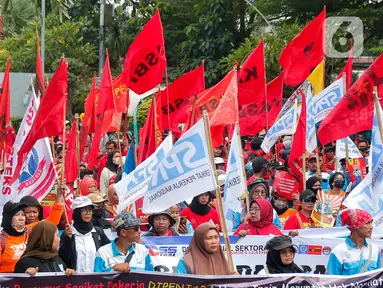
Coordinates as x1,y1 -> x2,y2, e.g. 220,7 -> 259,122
233,199 -> 283,236
14,222 -> 75,276
59,197 -> 110,272
79,178 -> 99,196
258,236 -> 304,274
100,151 -> 121,197
180,192 -> 220,231
105,184 -> 119,218
176,223 -> 231,275
306,176 -> 322,195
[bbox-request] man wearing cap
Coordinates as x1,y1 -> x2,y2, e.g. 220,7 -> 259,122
214,157 -> 226,171
306,153 -> 330,190
88,194 -> 111,229
327,209 -> 380,275
94,211 -> 153,272
284,190 -> 322,232
323,145 -> 336,174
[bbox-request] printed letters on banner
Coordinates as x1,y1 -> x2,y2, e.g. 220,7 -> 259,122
143,119 -> 216,213
335,137 -> 362,160
115,135 -> 173,213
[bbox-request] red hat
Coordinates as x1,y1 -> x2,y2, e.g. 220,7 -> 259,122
340,209 -> 372,231
307,153 -> 316,161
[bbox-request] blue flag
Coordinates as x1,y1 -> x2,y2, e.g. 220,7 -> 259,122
123,142 -> 136,176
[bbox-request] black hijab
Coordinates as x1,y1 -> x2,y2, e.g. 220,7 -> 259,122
73,207 -> 94,235
1,207 -> 26,237
92,209 -> 111,229
306,176 -> 321,195
105,151 -> 119,173
189,193 -> 212,216
266,248 -> 304,274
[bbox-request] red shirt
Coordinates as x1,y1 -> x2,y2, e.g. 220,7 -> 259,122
284,210 -> 321,230
233,222 -> 283,236
180,207 -> 221,230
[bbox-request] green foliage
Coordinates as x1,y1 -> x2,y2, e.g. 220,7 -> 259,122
128,96 -> 153,131
10,116 -> 21,133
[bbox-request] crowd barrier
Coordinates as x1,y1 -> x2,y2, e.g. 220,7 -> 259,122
4,268 -> 383,288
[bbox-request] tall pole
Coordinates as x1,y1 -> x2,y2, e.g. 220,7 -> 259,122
41,0 -> 45,75
98,0 -> 105,75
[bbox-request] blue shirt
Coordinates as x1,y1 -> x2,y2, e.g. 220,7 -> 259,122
94,238 -> 153,272
175,259 -> 188,274
327,237 -> 381,275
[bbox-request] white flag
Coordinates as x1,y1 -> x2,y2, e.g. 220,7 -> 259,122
335,137 -> 362,160
313,78 -> 344,123
261,101 -> 298,153
276,81 -> 309,120
143,119 -> 217,213
223,125 -> 246,231
306,85 -> 317,153
115,135 -> 173,213
0,92 -> 56,214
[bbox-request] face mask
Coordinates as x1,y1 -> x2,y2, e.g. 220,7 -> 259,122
310,187 -> 320,194
334,179 -> 345,188
274,200 -> 287,210
112,158 -> 119,165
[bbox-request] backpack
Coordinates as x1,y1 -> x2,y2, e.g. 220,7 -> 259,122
0,229 -> 31,254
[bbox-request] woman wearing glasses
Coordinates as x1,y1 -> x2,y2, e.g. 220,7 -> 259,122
233,199 -> 283,236
59,197 -> 110,272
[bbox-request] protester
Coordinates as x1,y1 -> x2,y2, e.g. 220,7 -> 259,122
271,191 -> 297,229
167,204 -> 194,234
252,157 -> 270,180
0,193 -> 64,273
20,196 -> 44,225
323,145 -> 336,174
233,199 -> 283,236
88,194 -> 111,229
180,192 -> 220,231
14,221 -> 75,276
258,236 -> 304,274
79,178 -> 99,196
97,140 -> 117,188
327,172 -> 346,197
305,153 -> 330,190
142,211 -> 178,237
327,209 -> 380,275
357,140 -> 369,163
214,157 -> 226,171
94,211 -> 153,272
59,197 -> 110,272
284,190 -> 321,232
80,169 -> 94,180
306,176 -> 322,195
105,184 -> 118,218
100,151 -> 121,197
176,222 -> 231,275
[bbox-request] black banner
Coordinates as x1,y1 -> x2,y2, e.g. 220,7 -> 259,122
5,269 -> 383,288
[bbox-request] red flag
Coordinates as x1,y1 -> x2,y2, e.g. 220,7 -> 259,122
318,53 -> 383,145
288,93 -> 307,190
88,116 -> 103,169
65,118 -> 78,183
157,63 -> 205,131
210,70 -> 238,126
238,39 -> 266,107
79,74 -> 97,158
239,73 -> 283,136
97,51 -> 114,115
36,32 -> 45,97
123,9 -> 166,94
101,110 -> 122,133
137,100 -> 157,164
0,59 -> 11,134
336,44 -> 353,90
12,59 -> 68,183
279,9 -> 326,86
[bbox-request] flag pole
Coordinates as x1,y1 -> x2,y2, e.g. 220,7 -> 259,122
235,122 -> 250,212
153,88 -> 160,149
302,153 -> 307,190
373,86 -> 383,144
315,152 -> 321,178
106,49 -> 123,169
165,66 -> 171,131
75,113 -> 81,197
202,110 -> 235,274
190,95 -> 198,127
62,100 -> 66,182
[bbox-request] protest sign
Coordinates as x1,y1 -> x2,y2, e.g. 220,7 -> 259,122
311,191 -> 343,227
273,170 -> 299,200
115,135 -> 173,213
347,157 -> 367,183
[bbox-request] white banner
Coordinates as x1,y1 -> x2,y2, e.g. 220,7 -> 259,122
313,78 -> 344,123
306,85 -> 317,153
336,137 -> 362,160
261,101 -> 298,153
115,136 -> 173,213
276,81 -> 308,120
141,235 -> 383,275
143,119 -> 216,213
0,92 -> 56,214
223,125 -> 245,231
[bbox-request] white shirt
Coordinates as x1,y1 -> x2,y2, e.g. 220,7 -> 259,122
73,226 -> 97,273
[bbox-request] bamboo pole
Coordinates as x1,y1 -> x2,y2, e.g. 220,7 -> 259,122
75,113 -> 81,197
190,95 -> 198,127
202,110 -> 235,274
165,66 -> 171,131
373,87 -> 383,145
153,88 -> 160,149
302,153 -> 307,190
315,152 -> 321,178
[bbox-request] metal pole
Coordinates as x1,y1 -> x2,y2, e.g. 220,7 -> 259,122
98,0 -> 105,75
41,0 -> 45,75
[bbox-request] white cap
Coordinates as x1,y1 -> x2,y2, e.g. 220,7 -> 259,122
214,157 -> 225,165
72,196 -> 95,210
217,174 -> 226,186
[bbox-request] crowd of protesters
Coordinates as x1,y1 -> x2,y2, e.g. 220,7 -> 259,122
0,127 -> 380,277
